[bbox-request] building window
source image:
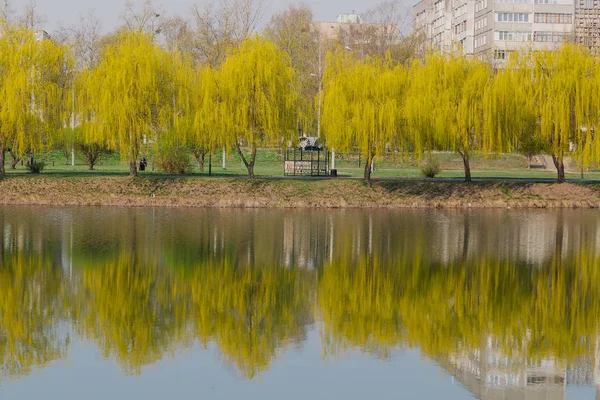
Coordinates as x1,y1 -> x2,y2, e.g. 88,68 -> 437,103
475,35 -> 488,47
496,12 -> 530,22
454,21 -> 467,34
534,31 -> 567,42
454,3 -> 468,17
475,17 -> 489,29
494,50 -> 513,60
534,0 -> 572,4
495,31 -> 533,41
475,0 -> 488,12
534,13 -> 573,23
496,0 -> 533,4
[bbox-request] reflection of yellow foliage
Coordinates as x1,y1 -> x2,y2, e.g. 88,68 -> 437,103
174,257 -> 311,378
72,252 -> 188,375
0,254 -> 67,382
4,232 -> 600,382
70,251 -> 311,378
318,247 -> 600,366
318,254 -> 406,359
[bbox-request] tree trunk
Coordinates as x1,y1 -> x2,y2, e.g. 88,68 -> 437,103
459,150 -> 472,183
236,142 -> 257,179
198,153 -> 205,171
552,153 -> 566,183
363,154 -> 372,181
0,142 -> 4,178
88,159 -> 94,171
129,159 -> 138,177
0,210 -> 3,266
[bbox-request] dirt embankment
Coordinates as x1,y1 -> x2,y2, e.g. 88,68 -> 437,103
0,176 -> 599,208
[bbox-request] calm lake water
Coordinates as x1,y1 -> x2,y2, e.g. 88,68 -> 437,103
1,207 -> 600,399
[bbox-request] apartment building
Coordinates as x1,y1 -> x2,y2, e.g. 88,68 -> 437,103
413,0 -> 575,61
576,0 -> 600,53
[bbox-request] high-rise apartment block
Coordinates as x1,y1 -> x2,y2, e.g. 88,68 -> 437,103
576,0 -> 600,53
413,0 -> 585,61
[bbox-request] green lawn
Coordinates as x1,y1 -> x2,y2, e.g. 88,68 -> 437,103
5,148 -> 599,181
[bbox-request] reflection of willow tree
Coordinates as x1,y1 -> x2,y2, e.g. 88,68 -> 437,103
0,254 -> 68,382
318,246 -> 600,365
318,254 -> 407,359
71,251 -> 188,375
70,246 -> 312,379
173,255 -> 312,379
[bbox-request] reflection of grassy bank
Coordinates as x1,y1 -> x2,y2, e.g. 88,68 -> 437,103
1,176 -> 600,208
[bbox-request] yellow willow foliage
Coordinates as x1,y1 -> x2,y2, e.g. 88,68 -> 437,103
71,253 -> 188,375
483,56 -> 532,153
192,66 -> 227,151
168,51 -> 197,145
219,35 -> 297,156
169,51 -> 224,152
322,52 -> 408,163
529,44 -> 599,167
0,253 -> 67,382
0,20 -> 72,156
171,257 -> 311,379
80,30 -> 174,166
405,53 -> 492,157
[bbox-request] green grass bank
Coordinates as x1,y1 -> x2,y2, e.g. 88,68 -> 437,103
1,175 -> 600,208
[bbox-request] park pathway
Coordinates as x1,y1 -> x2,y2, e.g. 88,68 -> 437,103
540,155 -> 557,173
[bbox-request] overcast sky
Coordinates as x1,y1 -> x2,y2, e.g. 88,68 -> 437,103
10,0 -> 411,34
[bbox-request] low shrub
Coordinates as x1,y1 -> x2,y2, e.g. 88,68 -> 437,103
155,141 -> 190,174
26,161 -> 45,174
420,156 -> 441,178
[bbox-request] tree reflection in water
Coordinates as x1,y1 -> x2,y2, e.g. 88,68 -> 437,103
1,207 -> 600,397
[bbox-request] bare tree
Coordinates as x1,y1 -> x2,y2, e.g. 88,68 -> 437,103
54,13 -> 103,70
363,0 -> 411,36
190,0 -> 265,67
161,15 -> 195,54
336,0 -> 422,63
0,0 -> 15,22
225,0 -> 265,41
18,0 -> 46,30
121,0 -> 164,34
266,6 -> 320,135
266,5 -> 318,73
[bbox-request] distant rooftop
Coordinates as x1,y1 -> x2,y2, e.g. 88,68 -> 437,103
35,30 -> 50,41
336,13 -> 363,24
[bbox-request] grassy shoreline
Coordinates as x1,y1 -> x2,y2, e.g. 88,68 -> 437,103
1,175 -> 600,208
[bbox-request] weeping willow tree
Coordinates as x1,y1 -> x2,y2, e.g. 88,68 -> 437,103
322,52 -> 408,181
523,45 -> 599,183
485,56 -> 538,169
166,57 -> 227,172
190,66 -> 227,171
0,20 -> 72,177
219,35 -> 297,178
406,53 -> 492,182
80,30 -> 173,177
